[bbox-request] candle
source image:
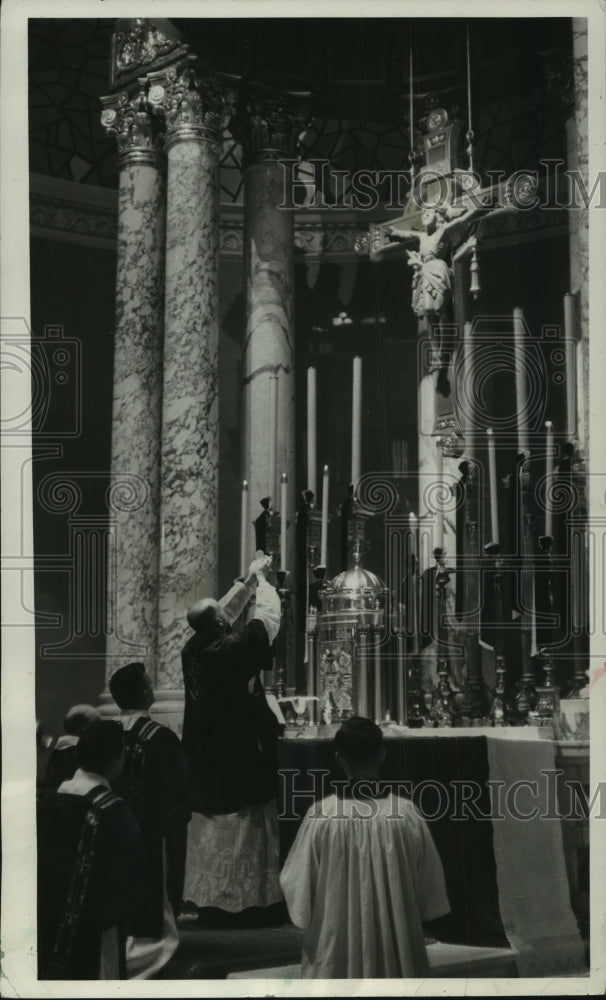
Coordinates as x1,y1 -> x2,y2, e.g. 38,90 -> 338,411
280,473 -> 287,571
268,374 -> 278,502
320,465 -> 329,567
513,308 -> 530,455
351,356 -> 362,489
435,438 -> 444,551
564,293 -> 576,440
307,367 -> 317,496
486,428 -> 499,544
545,421 -> 554,539
240,480 -> 248,577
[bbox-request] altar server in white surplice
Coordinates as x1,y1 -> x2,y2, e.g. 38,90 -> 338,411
280,717 -> 450,979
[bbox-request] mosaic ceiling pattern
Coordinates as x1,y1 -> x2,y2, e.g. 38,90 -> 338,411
29,19 -> 569,202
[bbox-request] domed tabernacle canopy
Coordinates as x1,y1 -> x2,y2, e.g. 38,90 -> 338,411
321,545 -> 386,619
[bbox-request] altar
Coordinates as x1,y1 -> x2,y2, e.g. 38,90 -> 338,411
276,725 -> 588,978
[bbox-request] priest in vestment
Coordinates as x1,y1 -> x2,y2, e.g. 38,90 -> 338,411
181,554 -> 284,921
38,703 -> 100,805
280,717 -> 450,978
37,720 -> 145,980
109,662 -> 191,978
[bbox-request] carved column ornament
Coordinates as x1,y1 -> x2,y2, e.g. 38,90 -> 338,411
147,58 -> 226,149
232,92 -> 300,165
100,88 -> 164,167
110,18 -> 187,89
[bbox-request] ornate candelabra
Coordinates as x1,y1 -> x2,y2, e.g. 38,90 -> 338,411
533,535 -> 560,723
254,496 -> 281,563
485,541 -> 516,726
430,567 -> 458,727
564,446 -> 589,697
459,460 -> 489,724
516,457 -> 538,718
405,552 -> 429,726
275,569 -> 292,700
393,603 -> 407,726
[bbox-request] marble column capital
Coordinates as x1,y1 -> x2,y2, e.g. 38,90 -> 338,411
100,88 -> 164,168
232,92 -> 301,166
146,58 -> 226,150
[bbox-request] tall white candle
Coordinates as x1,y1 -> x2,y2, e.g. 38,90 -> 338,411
486,428 -> 499,544
280,473 -> 287,571
564,293 -> 576,440
268,374 -> 278,501
545,421 -> 554,538
351,356 -> 362,490
513,308 -> 530,455
435,438 -> 444,551
307,366 -> 317,496
320,465 -> 329,567
240,480 -> 248,577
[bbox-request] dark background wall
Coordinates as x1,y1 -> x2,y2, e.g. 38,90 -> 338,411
30,236 -> 115,733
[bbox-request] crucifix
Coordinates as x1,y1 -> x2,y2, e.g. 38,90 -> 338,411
368,101 -> 536,455
357,96 -> 537,724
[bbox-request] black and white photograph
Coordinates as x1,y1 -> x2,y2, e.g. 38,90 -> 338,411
1,0 -> 605,995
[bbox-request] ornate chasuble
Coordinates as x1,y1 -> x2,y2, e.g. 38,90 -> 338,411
114,716 -> 191,937
37,786 -> 143,979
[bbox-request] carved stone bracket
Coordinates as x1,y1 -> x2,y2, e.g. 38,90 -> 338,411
110,18 -> 187,90
100,87 -> 164,168
146,57 -> 227,149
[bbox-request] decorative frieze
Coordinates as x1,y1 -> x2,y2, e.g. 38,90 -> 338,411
29,178 -> 568,258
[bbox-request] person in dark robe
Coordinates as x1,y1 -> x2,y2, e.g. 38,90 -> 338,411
109,662 -> 191,978
181,554 -> 284,926
37,719 -> 144,980
38,704 -> 100,805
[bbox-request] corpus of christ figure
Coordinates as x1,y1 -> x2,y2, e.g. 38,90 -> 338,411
375,201 -> 480,372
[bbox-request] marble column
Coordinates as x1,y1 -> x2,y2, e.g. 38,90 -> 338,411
236,94 -> 297,574
149,62 -> 224,718
565,19 -> 588,454
564,21 -> 589,701
100,89 -> 166,690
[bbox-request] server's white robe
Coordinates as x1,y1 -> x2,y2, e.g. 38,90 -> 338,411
280,791 -> 450,979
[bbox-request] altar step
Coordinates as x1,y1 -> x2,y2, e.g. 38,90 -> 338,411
158,919 -> 519,979
155,920 -> 303,979
227,941 -> 519,979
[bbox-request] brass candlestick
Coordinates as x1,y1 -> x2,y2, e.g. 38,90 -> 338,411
485,541 -> 516,726
516,458 -> 538,719
533,535 -> 560,723
275,569 -> 292,700
429,567 -> 458,727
